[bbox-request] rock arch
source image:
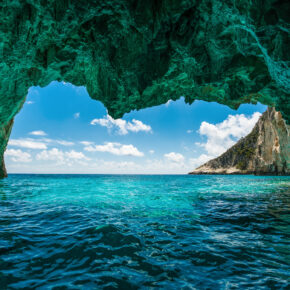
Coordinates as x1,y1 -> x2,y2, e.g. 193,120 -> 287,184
0,0 -> 289,177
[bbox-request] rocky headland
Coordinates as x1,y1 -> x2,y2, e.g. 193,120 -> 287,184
189,108 -> 289,175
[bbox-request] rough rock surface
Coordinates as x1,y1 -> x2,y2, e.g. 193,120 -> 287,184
0,120 -> 14,178
0,1 -> 289,177
189,108 -> 289,175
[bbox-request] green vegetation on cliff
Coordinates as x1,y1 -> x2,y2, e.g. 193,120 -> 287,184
236,129 -> 259,170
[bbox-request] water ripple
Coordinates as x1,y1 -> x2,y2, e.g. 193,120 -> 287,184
0,174 -> 289,289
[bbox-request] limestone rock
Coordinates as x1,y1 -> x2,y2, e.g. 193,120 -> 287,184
189,108 -> 289,175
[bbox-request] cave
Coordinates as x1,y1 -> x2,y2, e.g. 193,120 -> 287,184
0,0 -> 289,177
1,1 -> 290,288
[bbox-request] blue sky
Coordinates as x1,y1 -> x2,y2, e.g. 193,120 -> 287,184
5,81 -> 267,174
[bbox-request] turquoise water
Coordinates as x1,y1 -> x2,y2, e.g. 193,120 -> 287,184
0,174 -> 289,289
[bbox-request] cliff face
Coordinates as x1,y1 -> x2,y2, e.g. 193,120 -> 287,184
0,120 -> 14,178
0,1 -> 289,177
189,108 -> 289,175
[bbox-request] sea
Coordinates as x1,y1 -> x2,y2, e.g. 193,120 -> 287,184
0,174 -> 289,289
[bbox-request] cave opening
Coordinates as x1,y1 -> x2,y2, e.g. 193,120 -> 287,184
1,1 -> 290,287
4,81 -> 268,175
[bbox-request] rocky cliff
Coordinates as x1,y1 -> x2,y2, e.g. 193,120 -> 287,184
189,108 -> 289,175
0,120 -> 14,178
0,1 -> 289,177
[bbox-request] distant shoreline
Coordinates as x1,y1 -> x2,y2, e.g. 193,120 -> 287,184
5,173 -> 290,177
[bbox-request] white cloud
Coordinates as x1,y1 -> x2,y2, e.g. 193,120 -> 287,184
36,148 -> 64,163
197,112 -> 261,156
149,150 -> 155,154
5,149 -> 32,162
80,141 -> 93,146
74,112 -> 80,119
187,130 -> 193,134
26,101 -> 34,105
8,137 -> 74,149
38,138 -> 74,146
90,115 -> 152,135
29,130 -> 47,136
65,150 -> 88,160
36,148 -> 89,164
189,154 -> 213,168
9,138 -> 47,149
56,140 -> 74,146
84,142 -> 144,157
164,152 -> 185,163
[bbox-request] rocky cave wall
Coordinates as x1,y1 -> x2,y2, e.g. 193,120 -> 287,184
0,0 -> 289,177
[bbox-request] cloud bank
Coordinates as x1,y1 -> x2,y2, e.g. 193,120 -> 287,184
29,130 -> 47,136
84,142 -> 144,157
5,149 -> 32,163
36,148 -> 89,165
91,115 -> 152,135
9,138 -> 47,149
196,112 -> 261,156
164,152 -> 185,163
